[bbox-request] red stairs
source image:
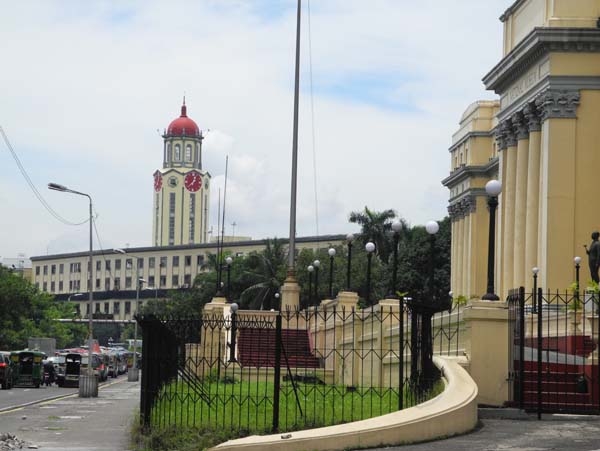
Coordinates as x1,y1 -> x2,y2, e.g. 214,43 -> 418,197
237,328 -> 321,369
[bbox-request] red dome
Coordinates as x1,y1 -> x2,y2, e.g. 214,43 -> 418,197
167,102 -> 200,137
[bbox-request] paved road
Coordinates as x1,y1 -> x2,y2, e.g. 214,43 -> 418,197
0,384 -> 78,412
0,378 -> 139,451
363,412 -> 600,451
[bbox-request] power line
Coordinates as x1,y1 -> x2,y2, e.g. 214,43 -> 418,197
0,125 -> 88,226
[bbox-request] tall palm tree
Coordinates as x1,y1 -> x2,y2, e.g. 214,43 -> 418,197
239,239 -> 287,310
349,206 -> 397,264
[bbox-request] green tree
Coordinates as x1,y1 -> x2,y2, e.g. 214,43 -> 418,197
348,206 -> 398,264
0,266 -> 85,350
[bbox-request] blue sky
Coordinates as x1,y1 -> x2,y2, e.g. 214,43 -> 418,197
0,0 -> 511,259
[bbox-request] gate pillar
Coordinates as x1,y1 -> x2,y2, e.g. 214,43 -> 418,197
464,300 -> 510,406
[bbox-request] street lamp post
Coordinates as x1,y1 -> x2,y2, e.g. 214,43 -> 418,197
388,221 -> 402,298
48,182 -> 97,397
482,180 -> 502,300
532,267 -> 539,313
115,248 -> 143,382
365,242 -> 375,306
228,303 -> 239,362
307,265 -> 314,309
574,256 -> 582,309
346,234 -> 354,290
328,248 -> 336,299
313,260 -> 320,307
226,256 -> 233,301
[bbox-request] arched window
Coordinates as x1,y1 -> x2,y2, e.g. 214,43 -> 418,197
166,143 -> 171,162
185,144 -> 192,162
174,144 -> 181,161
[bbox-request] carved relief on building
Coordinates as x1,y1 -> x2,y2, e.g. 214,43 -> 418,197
448,195 -> 477,221
535,89 -> 580,121
511,111 -> 529,140
523,101 -> 541,132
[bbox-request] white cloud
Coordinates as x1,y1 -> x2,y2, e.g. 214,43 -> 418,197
0,0 -> 511,258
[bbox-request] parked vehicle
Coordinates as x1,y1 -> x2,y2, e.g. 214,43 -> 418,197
10,350 -> 45,388
0,351 -> 13,389
106,352 -> 119,378
80,354 -> 104,381
56,352 -> 82,387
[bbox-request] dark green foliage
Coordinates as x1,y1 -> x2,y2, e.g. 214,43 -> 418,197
0,266 -> 86,350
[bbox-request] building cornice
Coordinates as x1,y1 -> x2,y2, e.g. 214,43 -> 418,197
483,28 -> 600,95
499,0 -> 528,22
441,158 -> 499,188
448,131 -> 493,153
30,234 -> 347,262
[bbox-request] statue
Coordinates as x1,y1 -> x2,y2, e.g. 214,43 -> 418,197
584,231 -> 600,283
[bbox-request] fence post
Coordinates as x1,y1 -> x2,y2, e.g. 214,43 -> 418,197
463,298 -> 510,406
272,314 -> 282,432
537,287 -> 543,420
399,298 -> 404,410
518,287 -> 525,411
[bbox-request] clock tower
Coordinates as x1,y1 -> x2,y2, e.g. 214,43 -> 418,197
152,99 -> 211,246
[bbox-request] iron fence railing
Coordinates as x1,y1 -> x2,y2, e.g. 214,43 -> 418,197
138,300 -> 464,436
508,288 -> 600,416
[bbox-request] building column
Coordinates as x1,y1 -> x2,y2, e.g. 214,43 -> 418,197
501,121 -> 518,295
524,102 -> 542,290
450,215 -> 459,294
456,216 -> 465,296
495,127 -> 508,297
536,89 -> 580,290
512,112 -> 529,289
462,210 -> 471,297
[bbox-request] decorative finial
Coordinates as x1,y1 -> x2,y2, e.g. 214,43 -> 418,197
181,95 -> 187,117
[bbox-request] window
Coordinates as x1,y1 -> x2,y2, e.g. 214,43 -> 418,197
35,283 -> 40,289
189,193 -> 195,242
148,276 -> 155,287
51,265 -> 56,275
95,303 -> 101,313
59,264 -> 64,274
125,277 -> 132,289
104,302 -> 109,314
59,281 -> 63,291
114,277 -> 121,290
197,255 -> 205,265
115,259 -> 121,270
169,193 -> 176,245
174,144 -> 181,161
86,304 -> 90,315
43,265 -> 48,275
36,266 -> 40,276
137,258 -> 144,269
125,302 -> 131,314
96,261 -> 101,271
113,302 -> 120,314
173,256 -> 179,267
50,281 -> 55,292
160,256 -> 168,268
185,144 -> 192,162
149,257 -> 155,269
96,278 -> 101,289
105,260 -> 111,271
172,275 -> 179,287
105,278 -> 110,291
160,275 -> 166,287
43,282 -> 47,291
185,255 -> 191,266
184,274 -> 191,286
166,142 -> 171,162
126,258 -> 133,270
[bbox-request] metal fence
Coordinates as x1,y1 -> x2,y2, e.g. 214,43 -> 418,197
138,300 -> 464,435
508,287 -> 600,416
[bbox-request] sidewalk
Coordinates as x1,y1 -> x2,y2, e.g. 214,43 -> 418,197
0,378 -> 139,451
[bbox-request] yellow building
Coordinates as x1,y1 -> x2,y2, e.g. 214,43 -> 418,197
153,99 -> 210,247
445,0 -> 600,299
30,235 -> 344,321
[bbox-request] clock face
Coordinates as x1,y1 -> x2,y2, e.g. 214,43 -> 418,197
153,173 -> 163,192
184,171 -> 202,192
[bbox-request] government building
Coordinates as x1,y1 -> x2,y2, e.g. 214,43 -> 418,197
30,101 -> 343,319
444,0 -> 600,299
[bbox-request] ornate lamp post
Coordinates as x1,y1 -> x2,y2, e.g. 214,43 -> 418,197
48,182 -> 97,397
307,265 -> 314,308
425,220 -> 440,298
482,180 -> 502,301
532,267 -> 539,313
226,256 -> 233,301
313,259 -> 321,306
574,256 -> 582,309
346,233 -> 354,290
228,303 -> 238,362
365,242 -> 375,306
388,221 -> 402,298
328,248 -> 336,299
114,248 -> 144,382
